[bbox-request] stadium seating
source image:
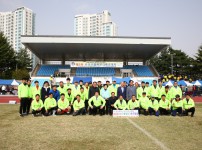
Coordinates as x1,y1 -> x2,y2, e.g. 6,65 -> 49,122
123,65 -> 154,77
76,67 -> 115,76
37,65 -> 70,76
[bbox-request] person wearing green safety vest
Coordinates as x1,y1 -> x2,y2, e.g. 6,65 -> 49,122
71,81 -> 81,98
88,91 -> 106,116
27,79 -> 33,115
148,80 -> 160,100
32,80 -> 41,99
109,80 -> 118,96
31,94 -> 45,117
159,94 -> 171,115
170,81 -> 182,100
44,92 -> 57,116
136,81 -> 149,100
64,77 -> 72,91
158,80 -> 165,99
114,95 -> 127,110
84,82 -> 89,112
148,95 -> 160,116
65,88 -> 74,105
73,94 -> 86,116
79,87 -> 85,101
171,94 -> 183,116
139,92 -> 149,115
57,93 -> 71,115
57,81 -> 66,95
128,95 -> 140,113
182,94 -> 195,117
161,86 -> 171,101
18,78 -> 29,117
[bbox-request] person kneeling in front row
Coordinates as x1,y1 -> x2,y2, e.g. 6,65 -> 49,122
139,92 -> 149,115
57,93 -> 71,115
114,95 -> 127,110
148,95 -> 160,117
159,94 -> 171,115
44,92 -> 57,116
172,94 -> 183,116
88,91 -> 106,116
128,95 -> 140,113
73,94 -> 86,116
31,94 -> 45,117
183,94 -> 195,117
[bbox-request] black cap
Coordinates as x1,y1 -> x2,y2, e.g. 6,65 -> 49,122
175,94 -> 180,98
60,93 -> 65,96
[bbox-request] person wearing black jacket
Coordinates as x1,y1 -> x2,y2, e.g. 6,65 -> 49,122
117,82 -> 127,100
88,82 -> 99,114
89,82 -> 99,98
108,92 -> 118,115
41,81 -> 50,103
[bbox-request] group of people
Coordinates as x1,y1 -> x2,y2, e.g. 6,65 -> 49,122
18,78 -> 196,117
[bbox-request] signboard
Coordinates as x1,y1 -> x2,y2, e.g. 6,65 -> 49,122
70,61 -> 123,68
113,110 -> 139,117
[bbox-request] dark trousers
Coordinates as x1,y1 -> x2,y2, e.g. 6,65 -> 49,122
184,107 -> 195,116
32,108 -> 45,115
45,106 -> 57,116
105,100 -> 109,115
159,107 -> 171,115
19,98 -> 28,115
26,98 -> 32,114
140,107 -> 149,115
109,106 -> 116,115
92,105 -> 104,115
85,100 -> 89,112
73,107 -> 86,116
148,107 -> 159,116
172,107 -> 183,116
131,107 -> 140,114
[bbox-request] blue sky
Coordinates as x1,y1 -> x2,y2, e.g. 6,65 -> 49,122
0,0 -> 202,57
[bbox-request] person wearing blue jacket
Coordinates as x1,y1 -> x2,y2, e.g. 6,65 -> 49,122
100,84 -> 111,115
49,85 -> 60,102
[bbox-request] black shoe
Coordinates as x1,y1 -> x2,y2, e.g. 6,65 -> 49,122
20,114 -> 24,117
191,114 -> 194,117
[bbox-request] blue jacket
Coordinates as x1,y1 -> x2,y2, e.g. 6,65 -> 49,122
100,88 -> 110,99
117,86 -> 127,99
50,89 -> 60,101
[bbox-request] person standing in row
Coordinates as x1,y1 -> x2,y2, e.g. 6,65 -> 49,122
41,81 -> 50,103
18,78 -> 29,117
117,82 -> 127,100
126,80 -> 136,103
27,79 -> 33,115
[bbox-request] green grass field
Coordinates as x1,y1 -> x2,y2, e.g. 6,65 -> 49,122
0,104 -> 202,150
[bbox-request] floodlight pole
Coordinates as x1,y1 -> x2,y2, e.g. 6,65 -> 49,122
171,53 -> 176,75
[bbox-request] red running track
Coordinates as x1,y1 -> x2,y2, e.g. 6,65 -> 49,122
0,95 -> 202,103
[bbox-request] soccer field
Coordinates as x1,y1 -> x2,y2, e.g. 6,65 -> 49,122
0,104 -> 202,150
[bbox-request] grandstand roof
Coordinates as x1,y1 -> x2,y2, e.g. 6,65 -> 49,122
21,35 -> 171,62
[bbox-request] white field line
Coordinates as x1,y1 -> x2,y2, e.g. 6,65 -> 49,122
127,118 -> 170,150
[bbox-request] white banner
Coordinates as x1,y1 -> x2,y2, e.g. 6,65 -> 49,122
70,61 -> 123,68
113,110 -> 139,117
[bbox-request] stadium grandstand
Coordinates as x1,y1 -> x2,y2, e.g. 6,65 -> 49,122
21,35 -> 171,86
